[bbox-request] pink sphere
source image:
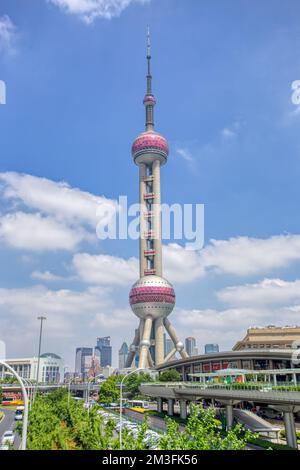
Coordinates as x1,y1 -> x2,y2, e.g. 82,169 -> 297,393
129,275 -> 175,320
132,131 -> 169,164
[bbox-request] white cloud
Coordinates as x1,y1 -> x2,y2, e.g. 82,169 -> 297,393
174,305 -> 300,352
176,147 -> 194,164
163,235 -> 300,283
217,278 -> 300,307
0,172 -> 117,228
0,15 -> 16,54
0,172 -> 117,252
201,235 -> 300,276
31,270 -> 71,282
73,252 -> 138,285
0,284 -> 135,365
164,243 -> 205,283
221,120 -> 241,139
221,127 -> 236,139
48,0 -> 149,23
71,235 -> 300,286
0,212 -> 89,251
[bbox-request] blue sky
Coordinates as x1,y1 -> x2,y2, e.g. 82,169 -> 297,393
0,0 -> 300,368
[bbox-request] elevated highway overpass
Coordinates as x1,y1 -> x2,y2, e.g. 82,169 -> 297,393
140,382 -> 300,448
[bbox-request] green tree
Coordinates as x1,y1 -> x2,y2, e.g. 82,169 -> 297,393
124,372 -> 153,399
160,403 -> 253,450
159,369 -> 181,382
98,375 -> 121,404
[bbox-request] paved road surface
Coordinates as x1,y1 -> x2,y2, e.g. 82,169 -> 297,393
0,407 -> 22,450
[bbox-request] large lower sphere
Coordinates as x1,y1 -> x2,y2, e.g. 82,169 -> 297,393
129,275 -> 176,320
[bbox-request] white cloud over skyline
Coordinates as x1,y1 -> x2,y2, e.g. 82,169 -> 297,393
0,284 -> 135,365
217,278 -> 300,307
48,0 -> 150,23
1,172 -> 300,365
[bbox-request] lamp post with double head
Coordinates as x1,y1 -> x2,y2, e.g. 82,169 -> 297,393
35,316 -> 46,398
119,368 -> 149,450
0,360 -> 29,450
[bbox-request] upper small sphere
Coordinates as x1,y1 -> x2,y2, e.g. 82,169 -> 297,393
129,275 -> 175,320
143,94 -> 157,106
132,131 -> 169,166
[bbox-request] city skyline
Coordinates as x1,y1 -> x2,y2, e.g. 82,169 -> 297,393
1,1 -> 300,368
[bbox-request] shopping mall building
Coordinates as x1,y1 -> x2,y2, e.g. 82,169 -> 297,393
157,327 -> 300,380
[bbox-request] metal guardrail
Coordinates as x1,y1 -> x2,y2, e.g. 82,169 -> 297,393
142,382 -> 300,393
140,382 -> 300,406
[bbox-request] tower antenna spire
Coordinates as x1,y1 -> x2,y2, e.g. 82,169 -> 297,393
144,26 -> 155,130
146,25 -> 152,95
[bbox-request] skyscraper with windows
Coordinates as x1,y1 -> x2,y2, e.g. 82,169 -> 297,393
118,342 -> 129,369
185,337 -> 197,356
205,343 -> 219,354
95,336 -> 112,367
75,347 -> 93,378
164,333 -> 173,357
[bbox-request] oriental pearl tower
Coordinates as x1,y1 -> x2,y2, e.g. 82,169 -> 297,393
126,30 -> 189,369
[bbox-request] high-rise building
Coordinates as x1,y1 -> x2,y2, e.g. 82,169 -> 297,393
205,344 -> 219,354
87,356 -> 101,379
118,342 -> 129,369
95,336 -> 112,367
75,347 -> 93,377
126,30 -> 188,369
185,337 -> 197,356
164,333 -> 173,358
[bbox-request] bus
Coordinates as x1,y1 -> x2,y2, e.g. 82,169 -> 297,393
1,397 -> 24,406
127,400 -> 150,410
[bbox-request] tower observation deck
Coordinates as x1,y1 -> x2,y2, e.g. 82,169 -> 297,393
126,30 -> 189,369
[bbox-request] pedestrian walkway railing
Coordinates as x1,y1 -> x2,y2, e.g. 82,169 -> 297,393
143,382 -> 300,394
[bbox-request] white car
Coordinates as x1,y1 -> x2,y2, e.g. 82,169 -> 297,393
1,431 -> 15,446
0,444 -> 9,451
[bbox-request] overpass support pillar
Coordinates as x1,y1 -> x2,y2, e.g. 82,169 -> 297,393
167,398 -> 174,417
283,411 -> 298,449
157,397 -> 163,414
83,388 -> 88,402
226,404 -> 234,430
179,400 -> 187,420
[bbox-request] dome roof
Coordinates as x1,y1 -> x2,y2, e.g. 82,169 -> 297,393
129,275 -> 175,319
40,352 -> 61,360
132,131 -> 169,161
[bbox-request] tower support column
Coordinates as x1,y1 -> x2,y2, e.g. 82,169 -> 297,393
138,316 -> 153,369
154,318 -> 164,365
152,159 -> 162,276
139,163 -> 147,277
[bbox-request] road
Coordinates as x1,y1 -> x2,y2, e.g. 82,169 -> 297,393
0,407 -> 21,450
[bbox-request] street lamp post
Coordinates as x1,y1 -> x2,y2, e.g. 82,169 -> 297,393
35,316 -> 46,396
22,378 -> 33,410
0,360 -> 29,450
119,368 -> 149,450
